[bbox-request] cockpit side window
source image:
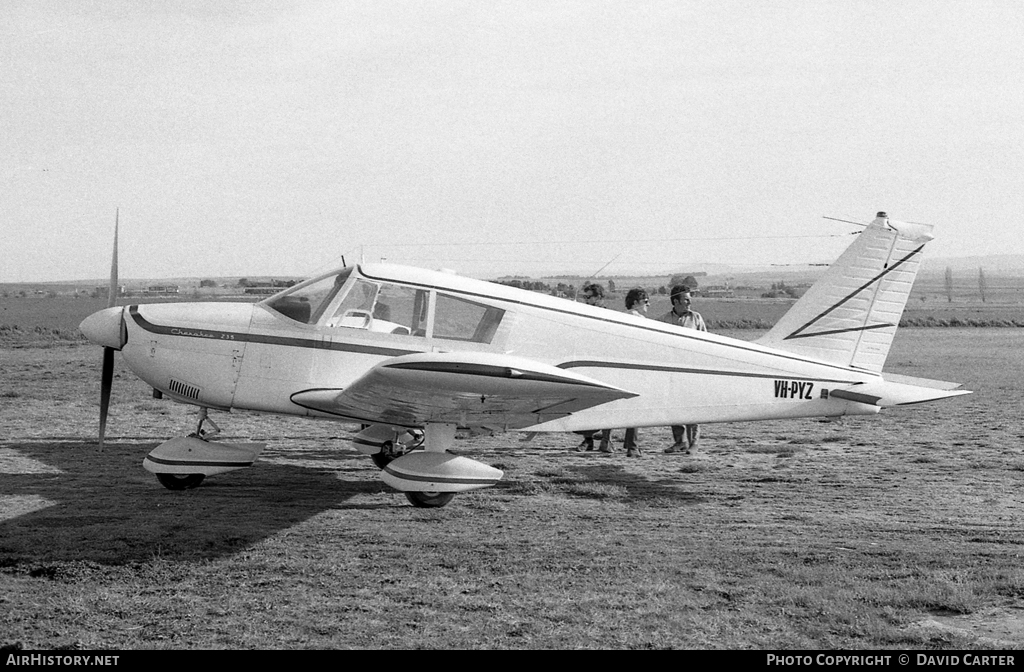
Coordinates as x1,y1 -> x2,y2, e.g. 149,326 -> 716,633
328,280 -> 429,336
327,279 -> 379,329
263,268 -> 352,324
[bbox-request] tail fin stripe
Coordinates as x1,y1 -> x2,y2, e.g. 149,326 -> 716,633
785,322 -> 894,341
783,244 -> 924,341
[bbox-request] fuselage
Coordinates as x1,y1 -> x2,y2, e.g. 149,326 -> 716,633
104,263 -> 880,432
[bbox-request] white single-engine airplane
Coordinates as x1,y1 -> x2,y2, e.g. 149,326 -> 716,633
80,212 -> 969,507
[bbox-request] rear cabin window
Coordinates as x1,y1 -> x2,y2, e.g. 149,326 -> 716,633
433,293 -> 504,343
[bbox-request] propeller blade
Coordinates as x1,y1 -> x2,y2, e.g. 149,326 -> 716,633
108,208 -> 119,308
99,346 -> 114,448
99,210 -> 118,447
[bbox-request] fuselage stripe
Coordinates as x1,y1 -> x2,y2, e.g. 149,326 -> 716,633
557,360 -> 859,384
128,305 -> 417,358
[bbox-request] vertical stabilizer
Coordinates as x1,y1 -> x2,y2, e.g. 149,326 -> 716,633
755,212 -> 932,372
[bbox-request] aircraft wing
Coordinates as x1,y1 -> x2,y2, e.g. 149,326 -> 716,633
290,351 -> 638,428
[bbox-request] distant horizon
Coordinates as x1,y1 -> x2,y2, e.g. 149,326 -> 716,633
6,251 -> 1024,287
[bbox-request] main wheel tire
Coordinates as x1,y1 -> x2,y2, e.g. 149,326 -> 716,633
405,491 -> 456,508
156,473 -> 206,490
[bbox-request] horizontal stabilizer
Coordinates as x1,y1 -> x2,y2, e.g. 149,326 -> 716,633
830,374 -> 971,407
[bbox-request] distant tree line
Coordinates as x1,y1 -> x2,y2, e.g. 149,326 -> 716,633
494,278 -> 682,299
236,278 -> 299,288
761,281 -> 802,299
494,279 -> 552,293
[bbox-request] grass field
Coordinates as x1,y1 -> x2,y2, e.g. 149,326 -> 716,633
2,329 -> 1023,649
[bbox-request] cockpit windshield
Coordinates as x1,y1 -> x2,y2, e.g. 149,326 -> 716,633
262,268 -> 353,324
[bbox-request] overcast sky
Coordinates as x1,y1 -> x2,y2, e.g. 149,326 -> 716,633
3,1 -> 1023,282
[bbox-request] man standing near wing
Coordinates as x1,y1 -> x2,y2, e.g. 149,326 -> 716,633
573,283 -> 613,452
659,285 -> 707,455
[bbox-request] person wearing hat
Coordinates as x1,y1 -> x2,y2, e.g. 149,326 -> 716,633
659,285 -> 706,455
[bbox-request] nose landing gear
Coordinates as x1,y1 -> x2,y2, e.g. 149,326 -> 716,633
144,408 -> 264,490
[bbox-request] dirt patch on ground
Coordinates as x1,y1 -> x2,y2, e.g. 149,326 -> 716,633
914,606 -> 1024,647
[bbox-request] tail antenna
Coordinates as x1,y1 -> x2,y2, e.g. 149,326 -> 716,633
574,253 -> 622,301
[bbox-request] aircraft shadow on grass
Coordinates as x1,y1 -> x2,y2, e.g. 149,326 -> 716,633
0,442 -> 387,567
565,463 -> 710,504
0,440 -> 710,568
489,459 -> 709,505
